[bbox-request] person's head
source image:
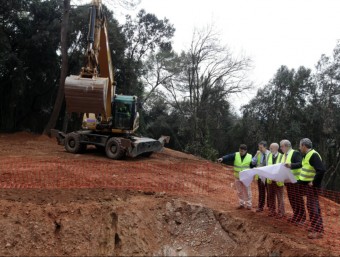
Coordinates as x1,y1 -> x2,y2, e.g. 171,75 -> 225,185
280,139 -> 292,154
239,144 -> 248,156
269,143 -> 279,154
258,141 -> 267,153
299,138 -> 312,154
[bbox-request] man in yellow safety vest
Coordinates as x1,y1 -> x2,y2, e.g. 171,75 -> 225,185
251,141 -> 270,213
266,142 -> 285,218
217,144 -> 253,210
280,139 -> 305,225
298,138 -> 325,239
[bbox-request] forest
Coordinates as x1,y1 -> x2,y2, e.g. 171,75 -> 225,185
1,0 -> 339,191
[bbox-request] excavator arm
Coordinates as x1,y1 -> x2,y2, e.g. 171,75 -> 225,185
81,0 -> 102,78
64,0 -> 114,122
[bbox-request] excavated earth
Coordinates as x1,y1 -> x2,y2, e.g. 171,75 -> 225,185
0,132 -> 339,256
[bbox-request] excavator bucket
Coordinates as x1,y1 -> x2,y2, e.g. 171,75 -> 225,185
64,75 -> 108,116
127,135 -> 171,157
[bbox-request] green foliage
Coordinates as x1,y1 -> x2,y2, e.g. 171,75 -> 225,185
120,9 -> 175,96
240,65 -> 313,153
0,0 -> 61,132
311,42 -> 340,191
141,95 -> 182,151
185,136 -> 219,161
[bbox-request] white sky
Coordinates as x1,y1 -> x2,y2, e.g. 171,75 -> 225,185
114,0 -> 340,111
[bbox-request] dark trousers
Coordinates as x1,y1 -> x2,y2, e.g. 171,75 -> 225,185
297,184 -> 324,233
285,182 -> 306,222
257,178 -> 268,210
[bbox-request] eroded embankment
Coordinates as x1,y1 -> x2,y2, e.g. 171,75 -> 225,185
0,189 -> 331,256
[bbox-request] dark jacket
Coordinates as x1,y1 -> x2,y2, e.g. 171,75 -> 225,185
222,152 -> 248,165
289,150 -> 302,170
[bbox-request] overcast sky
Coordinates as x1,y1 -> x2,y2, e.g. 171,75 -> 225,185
115,0 -> 340,110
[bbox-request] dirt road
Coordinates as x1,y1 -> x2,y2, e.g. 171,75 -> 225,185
0,132 -> 339,256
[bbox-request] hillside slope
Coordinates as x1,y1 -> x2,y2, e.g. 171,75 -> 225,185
0,132 -> 339,256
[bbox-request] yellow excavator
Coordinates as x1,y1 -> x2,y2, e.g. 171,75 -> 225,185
52,0 -> 169,159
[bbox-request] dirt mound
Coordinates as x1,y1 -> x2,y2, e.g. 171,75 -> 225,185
0,132 -> 339,256
159,148 -> 203,161
0,189 -> 332,256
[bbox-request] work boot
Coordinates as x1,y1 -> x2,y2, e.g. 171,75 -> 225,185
308,232 -> 323,239
276,213 -> 285,219
287,216 -> 297,223
294,220 -> 305,226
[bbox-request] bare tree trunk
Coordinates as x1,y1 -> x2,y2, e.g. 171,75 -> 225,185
62,110 -> 69,133
43,0 -> 70,136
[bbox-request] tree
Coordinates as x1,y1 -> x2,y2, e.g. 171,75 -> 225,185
165,25 -> 252,157
43,0 -> 70,135
142,49 -> 180,105
71,0 -> 141,10
0,0 -> 61,132
120,9 -> 175,96
312,43 -> 340,191
240,65 -> 313,153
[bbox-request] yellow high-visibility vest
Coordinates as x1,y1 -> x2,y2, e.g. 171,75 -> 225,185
234,152 -> 252,179
255,152 -> 269,180
266,152 -> 284,186
281,149 -> 301,180
299,149 -> 321,182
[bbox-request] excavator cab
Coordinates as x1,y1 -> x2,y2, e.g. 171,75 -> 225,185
112,95 -> 137,131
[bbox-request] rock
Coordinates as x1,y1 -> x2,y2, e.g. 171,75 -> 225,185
166,202 -> 173,213
155,192 -> 166,198
144,191 -> 155,195
173,200 -> 184,211
60,208 -> 68,214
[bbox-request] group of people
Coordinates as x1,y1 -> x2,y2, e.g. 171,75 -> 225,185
217,138 -> 326,240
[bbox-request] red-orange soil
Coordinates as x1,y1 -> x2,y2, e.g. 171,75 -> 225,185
0,132 -> 339,256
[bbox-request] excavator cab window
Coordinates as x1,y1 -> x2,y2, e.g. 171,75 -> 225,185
112,101 -> 134,130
